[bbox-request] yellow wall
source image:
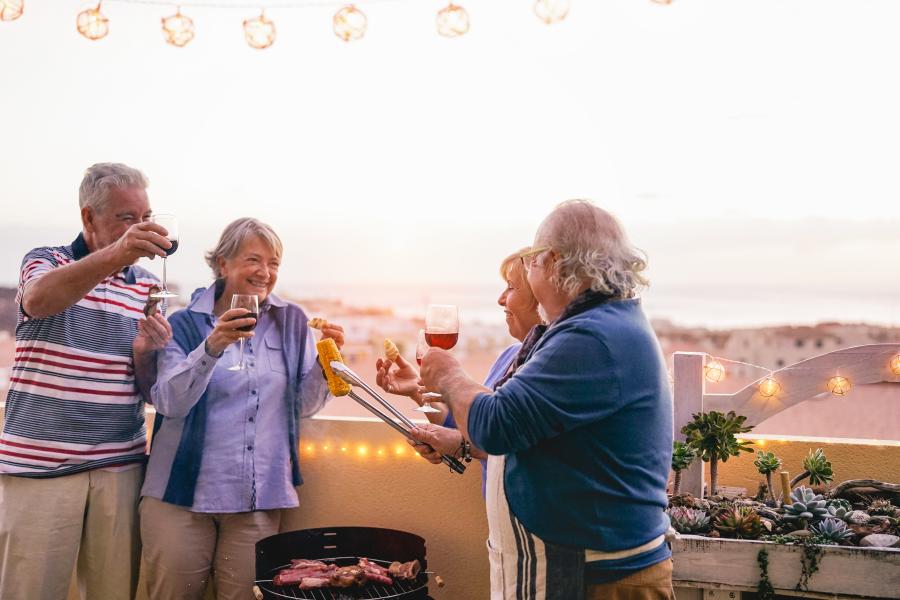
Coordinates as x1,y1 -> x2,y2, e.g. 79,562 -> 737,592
712,436 -> 900,493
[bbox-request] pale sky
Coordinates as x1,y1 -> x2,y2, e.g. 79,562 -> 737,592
1,0 -> 898,326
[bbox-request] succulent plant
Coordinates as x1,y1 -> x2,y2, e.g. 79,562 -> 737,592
826,498 -> 852,512
784,487 -> 829,527
868,498 -> 898,517
790,448 -> 834,488
714,506 -> 765,539
810,517 -> 854,544
753,451 -> 782,502
826,504 -> 851,522
681,410 -> 754,497
671,441 -> 698,495
845,510 -> 870,525
666,506 -> 710,534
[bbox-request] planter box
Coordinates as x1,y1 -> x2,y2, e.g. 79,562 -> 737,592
672,535 -> 900,599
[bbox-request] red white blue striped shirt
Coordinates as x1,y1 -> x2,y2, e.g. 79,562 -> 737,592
0,234 -> 158,477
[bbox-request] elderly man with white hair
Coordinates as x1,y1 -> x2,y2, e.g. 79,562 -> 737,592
0,163 -> 173,600
421,200 -> 674,600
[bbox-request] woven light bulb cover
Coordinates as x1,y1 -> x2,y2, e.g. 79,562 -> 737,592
704,360 -> 726,383
436,3 -> 469,38
0,0 -> 24,22
77,4 -> 109,40
534,0 -> 570,25
827,375 -> 851,396
162,10 -> 195,47
758,377 -> 781,398
890,354 -> 900,377
333,5 -> 366,42
244,12 -> 275,49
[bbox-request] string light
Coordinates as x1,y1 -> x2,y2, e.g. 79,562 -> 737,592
436,2 -> 468,38
161,8 -> 195,47
650,0 -> 673,4
0,0 -> 24,22
77,3 -> 109,40
533,0 -> 569,25
758,376 -> 781,398
890,354 -> 900,376
357,446 -> 368,456
704,359 -> 726,383
243,10 -> 275,49
827,375 -> 851,396
333,4 -> 366,41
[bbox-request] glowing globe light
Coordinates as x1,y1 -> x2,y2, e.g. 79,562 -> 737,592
0,0 -> 24,22
533,0 -> 570,25
77,4 -> 109,41
244,11 -> 275,49
890,354 -> 900,376
436,2 -> 469,38
704,360 -> 725,383
333,4 -> 366,42
161,9 -> 195,47
758,377 -> 781,398
827,375 -> 851,396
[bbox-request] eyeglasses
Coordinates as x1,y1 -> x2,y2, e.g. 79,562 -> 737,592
519,246 -> 551,272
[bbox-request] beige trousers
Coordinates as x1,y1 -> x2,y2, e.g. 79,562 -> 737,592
139,496 -> 282,600
0,467 -> 143,600
586,559 -> 675,600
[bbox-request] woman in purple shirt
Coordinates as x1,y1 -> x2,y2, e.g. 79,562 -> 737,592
140,218 -> 345,600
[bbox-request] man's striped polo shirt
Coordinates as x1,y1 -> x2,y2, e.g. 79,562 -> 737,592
0,233 -> 158,477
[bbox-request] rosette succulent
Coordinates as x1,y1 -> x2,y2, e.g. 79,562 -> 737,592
790,448 -> 834,488
826,498 -> 852,512
666,506 -> 710,534
868,498 -> 898,517
784,486 -> 829,527
753,451 -> 782,502
714,506 -> 764,539
810,517 -> 854,544
671,441 -> 698,495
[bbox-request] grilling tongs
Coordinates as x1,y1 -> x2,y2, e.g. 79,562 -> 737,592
329,361 -> 466,475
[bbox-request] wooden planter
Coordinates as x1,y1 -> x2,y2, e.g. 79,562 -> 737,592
672,535 -> 900,599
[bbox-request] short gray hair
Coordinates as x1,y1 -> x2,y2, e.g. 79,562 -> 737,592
78,163 -> 149,212
536,199 -> 648,299
205,218 -> 283,279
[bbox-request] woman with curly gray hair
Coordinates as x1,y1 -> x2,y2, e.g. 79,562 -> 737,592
421,200 -> 674,599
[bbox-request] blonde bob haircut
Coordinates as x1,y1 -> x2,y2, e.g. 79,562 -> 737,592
205,217 -> 283,279
500,247 -> 539,310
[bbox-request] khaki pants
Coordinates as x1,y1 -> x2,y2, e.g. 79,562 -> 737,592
586,558 -> 675,600
0,467 -> 143,600
140,496 -> 281,600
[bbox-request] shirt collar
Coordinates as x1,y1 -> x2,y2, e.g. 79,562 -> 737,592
188,282 -> 288,316
71,232 -> 136,284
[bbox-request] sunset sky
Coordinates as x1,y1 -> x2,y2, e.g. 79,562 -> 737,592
2,0 -> 898,326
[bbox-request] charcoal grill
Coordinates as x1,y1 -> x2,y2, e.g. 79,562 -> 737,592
256,527 -> 433,600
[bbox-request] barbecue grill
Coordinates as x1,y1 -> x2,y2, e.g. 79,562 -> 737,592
255,527 -> 434,600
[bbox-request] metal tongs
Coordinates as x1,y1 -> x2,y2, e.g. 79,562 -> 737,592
330,361 -> 466,475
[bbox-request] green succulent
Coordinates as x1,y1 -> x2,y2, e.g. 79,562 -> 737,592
868,498 -> 898,517
826,504 -> 851,522
666,507 -> 710,534
671,441 -> 698,495
754,451 -> 782,502
784,487 -> 829,527
681,410 -> 754,497
790,448 -> 833,488
810,517 -> 854,544
826,498 -> 852,512
714,506 -> 765,539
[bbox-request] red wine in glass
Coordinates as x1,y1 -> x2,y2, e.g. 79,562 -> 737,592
229,311 -> 258,332
425,304 -> 459,351
227,294 -> 259,371
164,240 -> 179,257
424,332 -> 458,350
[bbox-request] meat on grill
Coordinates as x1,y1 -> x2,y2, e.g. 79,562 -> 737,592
273,557 -> 419,590
389,559 -> 422,580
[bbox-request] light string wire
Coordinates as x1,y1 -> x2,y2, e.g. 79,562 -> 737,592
94,0 -> 409,9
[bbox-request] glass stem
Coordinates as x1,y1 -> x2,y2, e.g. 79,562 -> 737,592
238,339 -> 245,369
162,257 -> 168,291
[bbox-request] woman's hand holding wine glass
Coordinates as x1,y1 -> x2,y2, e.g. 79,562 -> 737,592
205,307 -> 256,358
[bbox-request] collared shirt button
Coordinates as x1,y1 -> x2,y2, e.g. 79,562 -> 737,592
251,389 -> 257,395
247,445 -> 254,451
248,417 -> 255,423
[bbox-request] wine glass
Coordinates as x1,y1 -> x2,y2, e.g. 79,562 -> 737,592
227,294 -> 259,371
414,329 -> 440,414
425,304 -> 459,350
149,214 -> 179,299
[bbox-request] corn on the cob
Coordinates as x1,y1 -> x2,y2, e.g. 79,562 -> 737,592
316,338 -> 351,397
309,317 -> 328,330
384,338 -> 400,361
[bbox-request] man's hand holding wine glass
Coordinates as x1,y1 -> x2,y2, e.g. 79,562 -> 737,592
106,221 -> 171,267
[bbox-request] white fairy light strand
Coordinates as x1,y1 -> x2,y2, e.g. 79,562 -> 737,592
98,0 -> 402,9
